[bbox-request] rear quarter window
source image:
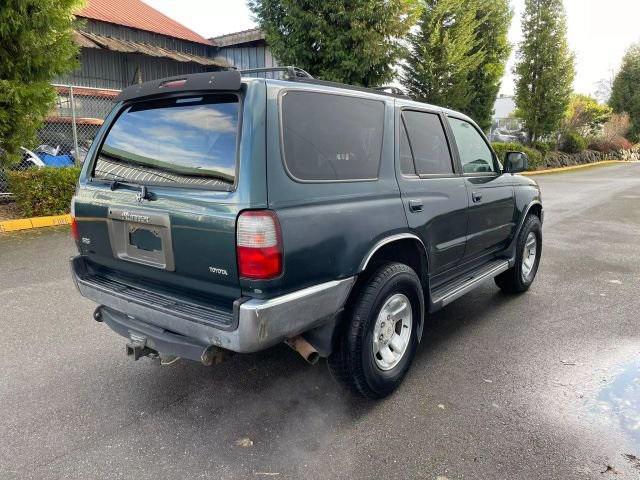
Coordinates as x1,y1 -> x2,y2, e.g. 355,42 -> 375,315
280,91 -> 385,181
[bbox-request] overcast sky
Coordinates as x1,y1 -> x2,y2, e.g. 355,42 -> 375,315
145,0 -> 640,98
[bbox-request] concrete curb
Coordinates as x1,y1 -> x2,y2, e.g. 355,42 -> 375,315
522,160 -> 635,176
0,214 -> 71,233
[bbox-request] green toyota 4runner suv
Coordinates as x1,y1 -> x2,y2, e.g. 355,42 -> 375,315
70,68 -> 543,399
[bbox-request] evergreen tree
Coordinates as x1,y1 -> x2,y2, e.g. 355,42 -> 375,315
402,0 -> 483,111
466,0 -> 512,132
0,0 -> 83,165
513,0 -> 575,143
248,0 -> 420,87
609,43 -> 640,142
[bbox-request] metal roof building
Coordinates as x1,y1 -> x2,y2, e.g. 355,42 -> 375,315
56,0 -> 230,90
211,28 -> 278,72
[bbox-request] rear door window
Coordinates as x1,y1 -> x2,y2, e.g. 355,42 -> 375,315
402,111 -> 453,175
281,91 -> 384,181
94,94 -> 239,189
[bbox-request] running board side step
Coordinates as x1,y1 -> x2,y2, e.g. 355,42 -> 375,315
430,260 -> 511,311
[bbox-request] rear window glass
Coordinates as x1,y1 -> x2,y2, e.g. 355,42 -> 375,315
281,91 -> 384,181
94,95 -> 239,189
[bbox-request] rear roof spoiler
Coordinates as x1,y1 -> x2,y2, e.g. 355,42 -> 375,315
115,71 -> 242,102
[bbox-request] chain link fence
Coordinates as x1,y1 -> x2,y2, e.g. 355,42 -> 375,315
0,84 -> 119,199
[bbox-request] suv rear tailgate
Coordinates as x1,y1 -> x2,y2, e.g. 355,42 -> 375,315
73,74 -> 267,317
74,188 -> 241,315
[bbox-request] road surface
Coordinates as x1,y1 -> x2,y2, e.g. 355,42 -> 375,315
1,163 -> 639,479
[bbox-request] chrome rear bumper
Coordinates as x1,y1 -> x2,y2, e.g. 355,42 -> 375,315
71,256 -> 355,357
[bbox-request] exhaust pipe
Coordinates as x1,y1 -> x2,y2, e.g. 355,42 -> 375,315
286,335 -> 319,365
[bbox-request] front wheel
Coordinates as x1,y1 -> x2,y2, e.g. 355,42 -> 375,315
495,214 -> 542,293
328,262 -> 424,399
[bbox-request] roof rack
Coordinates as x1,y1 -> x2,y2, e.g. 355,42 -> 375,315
373,86 -> 409,97
237,65 -> 412,100
238,66 -> 313,80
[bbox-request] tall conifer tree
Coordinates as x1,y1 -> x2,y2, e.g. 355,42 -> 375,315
249,0 -> 420,87
609,43 -> 640,142
0,0 -> 83,164
513,0 -> 575,142
467,0 -> 512,131
402,0 -> 483,111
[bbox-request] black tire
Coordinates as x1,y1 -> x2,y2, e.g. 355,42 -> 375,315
495,214 -> 542,293
328,262 -> 424,399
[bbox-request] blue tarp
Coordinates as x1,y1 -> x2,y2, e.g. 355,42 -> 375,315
38,153 -> 74,167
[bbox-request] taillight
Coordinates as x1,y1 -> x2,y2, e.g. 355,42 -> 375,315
237,210 -> 282,280
70,216 -> 80,242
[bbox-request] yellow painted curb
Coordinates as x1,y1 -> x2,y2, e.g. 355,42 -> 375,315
0,214 -> 71,233
523,160 -> 633,176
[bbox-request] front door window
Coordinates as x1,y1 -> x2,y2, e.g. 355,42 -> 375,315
447,117 -> 495,174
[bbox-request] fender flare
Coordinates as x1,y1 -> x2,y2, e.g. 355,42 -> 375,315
507,200 -> 543,251
358,232 -> 428,272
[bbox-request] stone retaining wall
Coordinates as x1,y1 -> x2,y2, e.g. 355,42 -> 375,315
541,146 -> 640,169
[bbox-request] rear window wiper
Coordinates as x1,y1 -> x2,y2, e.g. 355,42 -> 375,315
109,180 -> 154,200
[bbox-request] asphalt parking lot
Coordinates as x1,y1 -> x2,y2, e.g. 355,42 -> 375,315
1,163 -> 639,479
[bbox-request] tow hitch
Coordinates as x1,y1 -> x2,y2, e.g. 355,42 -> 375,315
126,341 -> 159,361
94,306 -> 231,366
125,333 -> 159,361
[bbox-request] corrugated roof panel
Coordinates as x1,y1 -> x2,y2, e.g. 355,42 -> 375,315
77,0 -> 212,45
210,28 -> 265,47
74,31 -> 230,67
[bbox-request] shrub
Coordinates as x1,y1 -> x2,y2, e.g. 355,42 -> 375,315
601,113 -> 631,142
559,131 -> 587,154
562,93 -> 612,136
491,142 -> 543,170
588,136 -> 633,153
7,166 -> 80,217
531,140 -> 555,155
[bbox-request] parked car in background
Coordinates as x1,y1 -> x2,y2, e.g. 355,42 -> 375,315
490,127 -> 526,144
70,69 -> 543,399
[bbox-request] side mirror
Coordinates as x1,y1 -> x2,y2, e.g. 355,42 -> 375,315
504,151 -> 528,174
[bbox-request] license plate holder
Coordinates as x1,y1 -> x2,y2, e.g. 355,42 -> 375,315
107,208 -> 175,271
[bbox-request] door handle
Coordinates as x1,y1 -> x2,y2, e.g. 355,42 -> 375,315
408,199 -> 423,212
472,192 -> 483,203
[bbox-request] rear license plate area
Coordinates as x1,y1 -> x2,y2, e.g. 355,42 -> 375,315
129,226 -> 162,252
107,208 -> 175,271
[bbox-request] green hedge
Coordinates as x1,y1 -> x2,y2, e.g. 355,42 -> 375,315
559,131 -> 588,154
491,142 -> 544,170
8,167 -> 80,217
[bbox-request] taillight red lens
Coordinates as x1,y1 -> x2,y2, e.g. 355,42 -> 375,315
237,210 -> 282,279
70,216 -> 80,242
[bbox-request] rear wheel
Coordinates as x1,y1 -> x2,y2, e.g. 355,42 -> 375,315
495,214 -> 542,293
328,262 -> 423,399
